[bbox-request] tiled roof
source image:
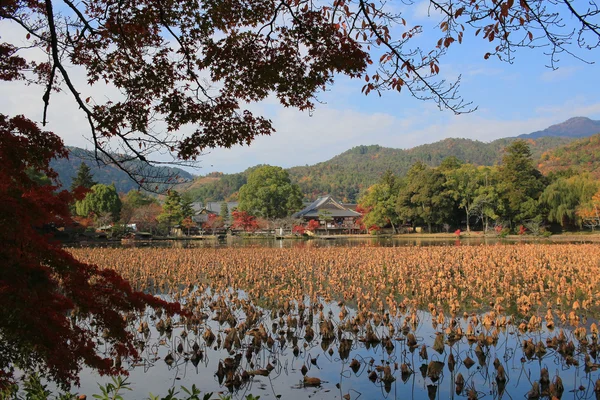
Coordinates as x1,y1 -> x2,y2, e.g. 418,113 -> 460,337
293,195 -> 361,218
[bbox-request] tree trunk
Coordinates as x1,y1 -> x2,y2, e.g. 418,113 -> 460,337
390,220 -> 397,234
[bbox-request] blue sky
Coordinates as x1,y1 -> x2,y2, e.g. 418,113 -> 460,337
2,3 -> 599,175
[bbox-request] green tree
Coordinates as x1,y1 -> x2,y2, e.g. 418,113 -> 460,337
444,163 -> 481,232
157,190 -> 184,233
180,192 -> 196,219
397,162 -> 453,232
497,141 -> 547,226
75,183 -> 121,221
539,175 -> 599,229
220,202 -> 230,224
238,166 -> 303,219
358,170 -> 401,232
70,163 -> 97,192
470,166 -> 501,232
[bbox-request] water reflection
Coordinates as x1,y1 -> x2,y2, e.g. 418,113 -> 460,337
78,236 -> 562,250
76,290 -> 600,399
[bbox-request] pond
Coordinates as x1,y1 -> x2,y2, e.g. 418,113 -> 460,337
79,235 -> 574,249
66,244 -> 600,399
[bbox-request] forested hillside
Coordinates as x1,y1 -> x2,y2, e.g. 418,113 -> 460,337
538,134 -> 600,179
179,136 -> 571,203
286,137 -> 571,201
51,147 -> 195,193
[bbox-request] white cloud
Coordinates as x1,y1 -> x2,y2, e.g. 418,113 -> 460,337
539,66 -> 581,82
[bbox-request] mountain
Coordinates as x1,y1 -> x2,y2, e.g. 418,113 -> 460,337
518,117 -> 600,139
51,147 -> 195,193
87,115 -> 593,202
537,134 -> 600,179
286,136 -> 572,201
181,136 -> 572,204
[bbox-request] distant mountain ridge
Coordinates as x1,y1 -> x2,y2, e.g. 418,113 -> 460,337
50,147 -> 195,193
286,136 -> 572,201
518,117 -> 600,139
56,116 -> 600,201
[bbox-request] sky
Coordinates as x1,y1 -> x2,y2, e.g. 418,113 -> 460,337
2,3 -> 600,176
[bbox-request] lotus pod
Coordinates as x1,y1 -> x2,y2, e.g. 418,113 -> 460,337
540,367 -> 550,386
463,356 -> 475,369
382,365 -> 395,383
400,363 -> 411,374
535,341 -> 547,358
575,326 -> 587,341
552,375 -> 564,397
305,325 -> 315,342
433,333 -> 445,354
467,384 -> 478,400
496,364 -> 506,383
493,357 -> 501,370
349,359 -> 360,373
419,344 -> 428,360
427,361 -> 444,382
455,373 -> 465,394
203,327 -> 215,344
407,333 -> 418,348
427,384 -> 438,400
368,370 -> 378,382
527,381 -> 540,399
448,353 -> 456,372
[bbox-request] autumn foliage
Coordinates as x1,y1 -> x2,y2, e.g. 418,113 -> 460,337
306,219 -> 321,232
0,114 -> 181,389
231,210 -> 259,232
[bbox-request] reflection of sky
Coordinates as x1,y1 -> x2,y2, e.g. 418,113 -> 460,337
68,294 -> 600,400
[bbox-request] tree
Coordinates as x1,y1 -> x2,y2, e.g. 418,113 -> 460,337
131,203 -> 163,234
577,189 -> 600,230
70,163 -> 97,192
181,216 -> 197,235
358,170 -> 401,233
444,163 -> 481,232
3,0 -> 596,183
540,175 -> 599,229
238,166 -> 303,219
180,192 -> 196,220
231,210 -> 259,232
306,219 -> 321,232
203,213 -> 224,235
497,140 -> 546,226
157,190 -> 184,234
75,183 -> 122,222
0,114 -> 180,389
470,166 -> 501,232
119,190 -> 157,224
397,162 -> 454,232
220,202 -> 230,224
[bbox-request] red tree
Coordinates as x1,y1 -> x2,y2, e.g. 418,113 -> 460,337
231,210 -> 259,232
292,225 -> 306,235
203,213 -> 224,234
306,219 -> 321,232
0,114 -> 181,390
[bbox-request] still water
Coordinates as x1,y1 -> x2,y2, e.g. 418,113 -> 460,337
72,290 -> 600,400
